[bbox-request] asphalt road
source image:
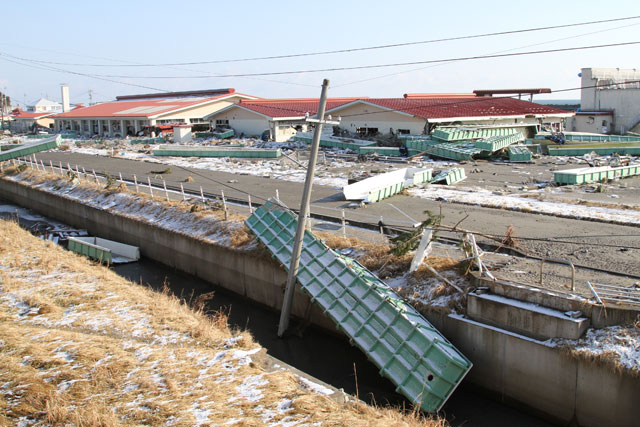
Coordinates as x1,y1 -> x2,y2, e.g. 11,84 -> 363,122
32,151 -> 640,278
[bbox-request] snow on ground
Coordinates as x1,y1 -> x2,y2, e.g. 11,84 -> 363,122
63,141 -> 640,226
409,185 -> 640,225
548,326 -> 640,372
5,170 -> 255,250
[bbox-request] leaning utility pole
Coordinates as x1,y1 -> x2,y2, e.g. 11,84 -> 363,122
278,78 -> 336,337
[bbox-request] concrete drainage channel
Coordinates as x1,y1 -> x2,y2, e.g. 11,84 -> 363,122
0,178 -> 638,426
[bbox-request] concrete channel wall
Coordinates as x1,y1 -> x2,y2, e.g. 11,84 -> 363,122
1,177 -> 638,426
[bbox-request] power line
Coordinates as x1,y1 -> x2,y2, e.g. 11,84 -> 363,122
4,15 -> 640,67
6,41 -> 636,80
0,56 -> 168,92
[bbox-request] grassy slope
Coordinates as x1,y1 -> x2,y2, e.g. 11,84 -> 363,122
0,219 -> 445,426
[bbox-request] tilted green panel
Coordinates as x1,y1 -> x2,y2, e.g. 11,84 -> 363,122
553,164 -> 640,185
68,239 -> 112,264
432,127 -> 519,142
245,201 -> 472,413
60,133 -> 77,139
0,135 -> 61,161
474,132 -> 525,153
358,146 -> 403,156
431,168 -> 467,185
405,139 -> 438,151
508,146 -> 533,163
1,144 -> 23,151
428,143 -> 482,161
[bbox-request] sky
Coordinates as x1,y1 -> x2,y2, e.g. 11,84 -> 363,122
1,0 -> 639,107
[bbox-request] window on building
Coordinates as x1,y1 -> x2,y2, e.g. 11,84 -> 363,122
216,119 -> 230,126
602,120 -> 607,126
397,129 -> 410,135
356,127 -> 379,137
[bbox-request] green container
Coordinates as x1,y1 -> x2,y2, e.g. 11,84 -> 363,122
431,168 -> 467,185
246,202 -> 472,413
194,132 -> 214,139
547,144 -> 640,156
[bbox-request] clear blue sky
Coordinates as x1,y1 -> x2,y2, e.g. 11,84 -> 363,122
2,0 -> 639,106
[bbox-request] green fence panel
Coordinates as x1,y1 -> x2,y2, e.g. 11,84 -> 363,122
245,201 -> 472,413
427,143 -> 482,161
153,145 -> 281,158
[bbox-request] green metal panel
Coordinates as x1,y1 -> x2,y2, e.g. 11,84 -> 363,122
26,134 -> 54,139
293,135 -> 376,150
547,144 -> 640,156
245,201 -> 472,413
508,146 -> 533,163
153,145 -> 281,158
428,143 -> 482,161
474,132 -> 525,153
213,129 -> 234,139
0,135 -> 61,161
358,146 -> 403,156
130,137 -> 165,144
68,238 -> 112,264
431,168 -> 467,185
1,144 -> 23,151
564,134 -> 640,143
405,139 -> 438,152
432,127 -> 520,142
553,164 -> 640,185
194,132 -> 214,138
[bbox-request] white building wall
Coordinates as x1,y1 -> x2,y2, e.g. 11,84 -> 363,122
330,103 -> 427,136
580,68 -> 640,134
208,108 -> 270,138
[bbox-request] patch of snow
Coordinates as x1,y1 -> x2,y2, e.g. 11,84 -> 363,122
297,376 -> 333,396
228,374 -> 268,403
191,404 -> 211,425
409,186 -> 640,225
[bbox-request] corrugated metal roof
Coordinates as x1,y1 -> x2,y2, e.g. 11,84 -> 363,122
328,97 -> 573,120
53,92 -> 256,119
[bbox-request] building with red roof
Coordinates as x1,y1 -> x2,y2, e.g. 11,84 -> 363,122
206,92 -> 573,141
9,108 -> 56,133
325,94 -> 573,137
52,89 -> 258,137
204,98 -> 360,141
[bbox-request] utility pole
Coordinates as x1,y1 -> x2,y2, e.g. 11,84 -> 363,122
278,78 -> 338,337
89,89 -> 93,105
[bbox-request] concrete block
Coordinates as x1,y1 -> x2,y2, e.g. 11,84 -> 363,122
467,291 -> 590,340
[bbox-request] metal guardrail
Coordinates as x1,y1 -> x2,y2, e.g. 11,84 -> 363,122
539,257 -> 576,291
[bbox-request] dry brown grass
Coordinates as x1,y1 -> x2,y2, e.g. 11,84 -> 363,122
0,219 -> 447,426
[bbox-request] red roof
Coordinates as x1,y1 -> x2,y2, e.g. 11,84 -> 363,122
328,97 -> 573,120
233,98 -> 363,118
10,108 -> 55,119
53,92 -> 255,119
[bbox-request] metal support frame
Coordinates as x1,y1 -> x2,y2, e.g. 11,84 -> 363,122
539,257 -> 576,291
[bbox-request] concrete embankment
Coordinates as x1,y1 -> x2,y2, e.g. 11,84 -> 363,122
1,176 -> 638,427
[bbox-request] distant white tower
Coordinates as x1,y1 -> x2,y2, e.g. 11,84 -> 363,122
61,84 -> 70,112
